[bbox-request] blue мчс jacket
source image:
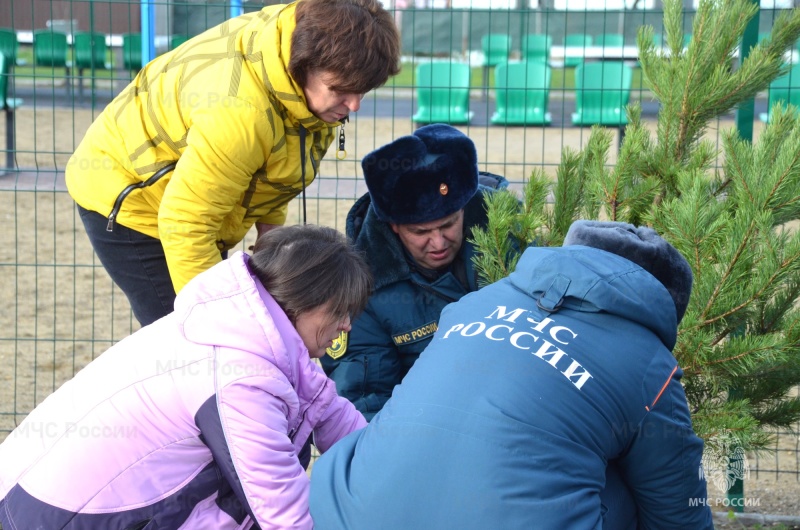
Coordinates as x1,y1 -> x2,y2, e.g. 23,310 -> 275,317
320,173 -> 508,420
310,244 -> 713,529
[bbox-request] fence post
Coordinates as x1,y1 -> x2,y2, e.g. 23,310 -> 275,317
140,0 -> 157,65
734,0 -> 760,143
230,0 -> 243,20
727,1 -> 759,513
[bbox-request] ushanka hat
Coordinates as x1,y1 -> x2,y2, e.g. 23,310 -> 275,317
361,123 -> 479,224
564,220 -> 693,323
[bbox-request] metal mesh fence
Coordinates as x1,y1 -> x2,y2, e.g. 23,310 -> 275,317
0,0 -> 798,514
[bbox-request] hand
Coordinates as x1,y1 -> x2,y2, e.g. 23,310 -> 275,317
249,223 -> 281,251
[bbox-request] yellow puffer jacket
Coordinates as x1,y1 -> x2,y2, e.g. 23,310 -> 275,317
66,4 -> 338,293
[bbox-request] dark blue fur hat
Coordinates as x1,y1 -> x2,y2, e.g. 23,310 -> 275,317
564,220 -> 693,323
361,124 -> 479,224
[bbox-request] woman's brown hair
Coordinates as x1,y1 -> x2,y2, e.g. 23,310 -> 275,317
250,224 -> 372,324
290,0 -> 401,94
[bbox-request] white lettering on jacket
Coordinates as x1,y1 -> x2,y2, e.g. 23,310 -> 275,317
442,306 -> 593,390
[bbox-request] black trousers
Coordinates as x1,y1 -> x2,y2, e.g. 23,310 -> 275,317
77,205 -> 176,327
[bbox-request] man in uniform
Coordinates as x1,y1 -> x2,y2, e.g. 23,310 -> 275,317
311,220 -> 712,530
321,124 -> 506,419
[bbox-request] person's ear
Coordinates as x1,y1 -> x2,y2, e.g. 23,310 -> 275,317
390,223 -> 400,235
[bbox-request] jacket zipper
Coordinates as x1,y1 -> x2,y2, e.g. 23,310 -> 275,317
106,162 -> 177,232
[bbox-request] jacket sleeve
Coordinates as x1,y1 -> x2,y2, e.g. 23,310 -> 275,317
312,381 -> 368,453
158,100 -> 273,293
617,366 -> 713,529
320,304 -> 403,422
209,378 -> 314,530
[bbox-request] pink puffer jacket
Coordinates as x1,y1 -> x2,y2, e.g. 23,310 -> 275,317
0,252 -> 366,530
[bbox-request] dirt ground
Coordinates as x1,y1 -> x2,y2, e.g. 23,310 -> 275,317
1,105 -> 798,524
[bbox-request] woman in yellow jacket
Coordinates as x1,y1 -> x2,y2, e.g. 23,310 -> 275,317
66,0 -> 400,326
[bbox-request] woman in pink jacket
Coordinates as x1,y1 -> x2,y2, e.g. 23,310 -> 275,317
0,225 -> 371,530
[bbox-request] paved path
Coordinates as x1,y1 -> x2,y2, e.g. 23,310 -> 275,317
6,82 -> 768,128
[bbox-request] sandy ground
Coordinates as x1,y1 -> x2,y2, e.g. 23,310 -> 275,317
1,104 -> 798,523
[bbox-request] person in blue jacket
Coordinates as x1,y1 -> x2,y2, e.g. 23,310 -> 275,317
310,220 -> 713,529
320,124 -> 507,420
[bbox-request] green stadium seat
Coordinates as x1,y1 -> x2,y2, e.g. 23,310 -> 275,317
0,52 -> 24,169
33,29 -> 70,68
564,34 -> 592,68
491,61 -> 551,126
0,28 -> 19,67
480,33 -> 511,94
412,61 -> 473,125
122,32 -> 143,74
33,30 -> 71,95
481,33 -> 512,67
521,34 -> 552,63
73,32 -> 112,71
759,63 -> 800,123
73,31 -> 113,97
571,61 -> 632,127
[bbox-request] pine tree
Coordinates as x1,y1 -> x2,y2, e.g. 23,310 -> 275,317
471,0 -> 800,455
